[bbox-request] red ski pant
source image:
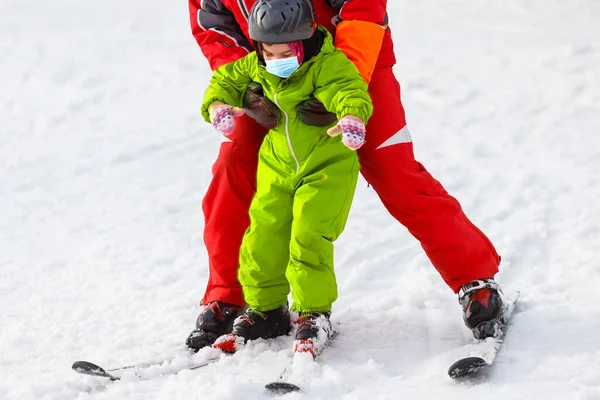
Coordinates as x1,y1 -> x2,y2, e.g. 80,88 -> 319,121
200,66 -> 500,307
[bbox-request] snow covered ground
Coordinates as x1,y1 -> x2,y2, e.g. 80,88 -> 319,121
2,0 -> 600,399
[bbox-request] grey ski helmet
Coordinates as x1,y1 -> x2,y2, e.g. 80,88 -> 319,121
248,0 -> 317,44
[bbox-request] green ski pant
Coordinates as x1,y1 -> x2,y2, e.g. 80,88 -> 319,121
238,134 -> 359,312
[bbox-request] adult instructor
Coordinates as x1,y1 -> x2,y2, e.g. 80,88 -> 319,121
186,0 -> 504,350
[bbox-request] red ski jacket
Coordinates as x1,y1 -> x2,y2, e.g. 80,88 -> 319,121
188,0 -> 395,83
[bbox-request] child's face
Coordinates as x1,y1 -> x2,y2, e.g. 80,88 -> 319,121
261,43 -> 295,61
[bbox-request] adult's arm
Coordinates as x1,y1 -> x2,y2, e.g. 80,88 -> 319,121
189,0 -> 253,70
328,0 -> 388,83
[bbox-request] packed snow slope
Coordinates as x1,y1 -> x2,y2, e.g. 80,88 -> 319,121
1,1 -> 599,399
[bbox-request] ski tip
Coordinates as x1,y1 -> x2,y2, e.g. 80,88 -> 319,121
72,361 -> 119,380
265,382 -> 301,395
72,360 -> 105,373
448,357 -> 487,379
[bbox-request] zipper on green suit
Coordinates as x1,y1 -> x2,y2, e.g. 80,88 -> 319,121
273,92 -> 300,174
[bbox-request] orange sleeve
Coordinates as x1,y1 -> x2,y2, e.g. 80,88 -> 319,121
334,20 -> 386,84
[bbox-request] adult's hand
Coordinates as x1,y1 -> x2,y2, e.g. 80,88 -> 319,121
242,83 -> 281,129
296,97 -> 337,127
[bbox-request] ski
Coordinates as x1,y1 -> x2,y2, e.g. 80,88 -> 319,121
265,330 -> 338,395
72,353 -> 223,381
448,291 -> 521,379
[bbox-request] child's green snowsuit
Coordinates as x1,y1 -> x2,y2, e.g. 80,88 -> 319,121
201,28 -> 373,312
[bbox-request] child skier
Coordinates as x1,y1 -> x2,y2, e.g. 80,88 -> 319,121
199,0 -> 372,355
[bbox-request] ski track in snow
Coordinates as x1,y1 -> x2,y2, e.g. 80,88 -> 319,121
2,1 -> 600,399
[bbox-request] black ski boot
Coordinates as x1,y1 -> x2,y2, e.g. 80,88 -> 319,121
212,305 -> 291,353
458,279 -> 505,339
293,312 -> 333,358
185,301 -> 245,352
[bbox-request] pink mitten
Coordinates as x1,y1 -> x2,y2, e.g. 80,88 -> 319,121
326,115 -> 366,150
209,103 -> 245,136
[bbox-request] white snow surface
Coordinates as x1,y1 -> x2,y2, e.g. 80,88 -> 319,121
2,1 -> 600,399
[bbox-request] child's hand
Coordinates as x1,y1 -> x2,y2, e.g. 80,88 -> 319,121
327,115 -> 366,150
209,102 -> 246,136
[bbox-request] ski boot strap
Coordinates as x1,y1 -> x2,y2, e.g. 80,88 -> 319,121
458,279 -> 502,303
